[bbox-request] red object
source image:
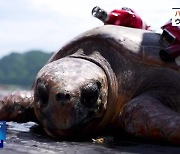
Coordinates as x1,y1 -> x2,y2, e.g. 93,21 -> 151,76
161,20 -> 180,45
160,45 -> 180,61
105,8 -> 150,30
160,20 -> 180,61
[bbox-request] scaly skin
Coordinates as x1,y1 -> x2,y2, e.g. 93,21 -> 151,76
121,95 -> 180,144
0,91 -> 37,122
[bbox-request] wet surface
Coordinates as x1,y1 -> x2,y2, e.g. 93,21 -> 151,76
1,122 -> 180,154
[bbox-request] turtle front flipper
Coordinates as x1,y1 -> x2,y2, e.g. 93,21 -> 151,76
121,95 -> 180,145
0,91 -> 37,123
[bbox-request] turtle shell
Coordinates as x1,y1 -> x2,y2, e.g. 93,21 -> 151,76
48,25 -> 179,71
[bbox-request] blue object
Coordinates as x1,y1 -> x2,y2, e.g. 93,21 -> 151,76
0,121 -> 6,140
0,140 -> 3,148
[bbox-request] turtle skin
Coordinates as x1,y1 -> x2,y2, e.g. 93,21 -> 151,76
0,25 -> 179,145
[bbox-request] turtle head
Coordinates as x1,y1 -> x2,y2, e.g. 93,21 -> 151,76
34,57 -> 108,137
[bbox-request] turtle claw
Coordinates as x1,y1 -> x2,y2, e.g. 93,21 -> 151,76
121,95 -> 180,145
0,91 -> 37,123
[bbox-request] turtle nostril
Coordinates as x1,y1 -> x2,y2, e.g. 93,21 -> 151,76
55,92 -> 71,102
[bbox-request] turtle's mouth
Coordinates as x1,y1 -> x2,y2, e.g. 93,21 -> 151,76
34,57 -> 108,137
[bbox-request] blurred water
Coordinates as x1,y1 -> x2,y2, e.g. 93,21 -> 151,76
0,88 -> 23,98
7,122 -> 37,132
0,89 -> 11,98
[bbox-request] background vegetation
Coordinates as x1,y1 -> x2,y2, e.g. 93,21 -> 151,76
0,51 -> 52,87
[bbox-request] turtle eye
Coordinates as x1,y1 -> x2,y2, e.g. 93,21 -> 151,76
81,81 -> 101,108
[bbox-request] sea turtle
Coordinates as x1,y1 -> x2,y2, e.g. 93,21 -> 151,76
0,25 -> 180,145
